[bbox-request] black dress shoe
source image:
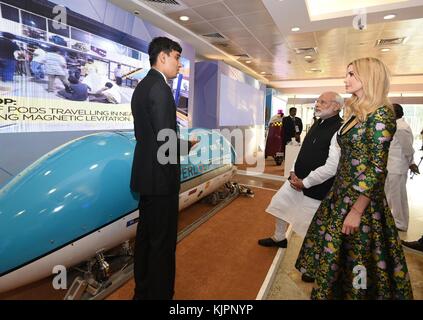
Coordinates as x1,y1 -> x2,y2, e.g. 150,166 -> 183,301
301,274 -> 315,283
402,236 -> 423,254
258,237 -> 287,248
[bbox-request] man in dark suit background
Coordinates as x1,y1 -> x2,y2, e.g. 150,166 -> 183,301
130,37 -> 196,300
283,107 -> 303,144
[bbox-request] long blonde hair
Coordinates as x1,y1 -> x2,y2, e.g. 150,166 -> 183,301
344,57 -> 392,124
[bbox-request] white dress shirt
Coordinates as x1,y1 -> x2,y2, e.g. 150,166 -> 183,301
387,118 -> 415,174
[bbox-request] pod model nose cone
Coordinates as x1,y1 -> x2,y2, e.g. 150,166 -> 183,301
0,132 -> 138,276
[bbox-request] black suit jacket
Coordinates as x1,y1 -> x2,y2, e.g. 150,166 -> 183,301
282,116 -> 303,144
130,68 -> 183,196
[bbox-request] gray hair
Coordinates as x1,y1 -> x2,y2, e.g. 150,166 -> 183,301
332,92 -> 344,107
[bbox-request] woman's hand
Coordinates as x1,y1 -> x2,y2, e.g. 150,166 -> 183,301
342,208 -> 362,235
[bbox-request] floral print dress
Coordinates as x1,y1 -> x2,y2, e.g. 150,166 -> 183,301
295,106 -> 413,299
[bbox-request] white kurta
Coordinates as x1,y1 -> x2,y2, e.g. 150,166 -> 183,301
385,118 -> 415,231
266,133 -> 341,237
385,174 -> 409,230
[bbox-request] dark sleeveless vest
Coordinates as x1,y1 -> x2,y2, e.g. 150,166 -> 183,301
294,114 -> 343,200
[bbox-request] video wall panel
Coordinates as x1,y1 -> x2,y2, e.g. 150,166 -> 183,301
0,1 -> 192,133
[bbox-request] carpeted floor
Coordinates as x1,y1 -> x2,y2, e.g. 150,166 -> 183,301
107,187 -> 278,300
234,175 -> 283,190
236,158 -> 284,176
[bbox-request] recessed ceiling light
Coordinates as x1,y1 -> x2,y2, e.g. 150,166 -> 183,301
133,10 -> 140,15
179,16 -> 190,21
304,55 -> 312,59
381,48 -> 391,52
260,71 -> 266,74
384,14 -> 396,20
291,27 -> 300,32
245,60 -> 252,64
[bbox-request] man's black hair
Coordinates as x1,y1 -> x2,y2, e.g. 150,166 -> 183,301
148,37 -> 182,67
105,82 -> 113,88
392,103 -> 404,119
289,107 -> 297,112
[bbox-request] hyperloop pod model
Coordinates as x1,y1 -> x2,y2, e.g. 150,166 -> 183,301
0,129 -> 236,294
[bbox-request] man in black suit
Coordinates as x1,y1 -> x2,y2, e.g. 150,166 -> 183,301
283,107 -> 303,144
130,37 -> 196,300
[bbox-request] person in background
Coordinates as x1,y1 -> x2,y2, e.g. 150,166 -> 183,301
312,111 -> 318,125
14,46 -> 29,76
82,58 -> 98,77
0,32 -> 19,82
283,107 -> 303,144
268,109 -> 284,125
385,103 -> 419,232
57,75 -> 90,101
45,47 -> 71,93
30,46 -> 46,80
295,57 -> 413,299
66,52 -> 81,80
420,128 -> 423,150
265,109 -> 285,164
114,64 -> 123,86
89,82 -> 121,104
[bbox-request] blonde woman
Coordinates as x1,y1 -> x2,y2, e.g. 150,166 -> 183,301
295,57 -> 413,299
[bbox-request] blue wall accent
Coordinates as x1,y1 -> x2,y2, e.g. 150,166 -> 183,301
193,61 -> 218,129
265,87 -> 273,127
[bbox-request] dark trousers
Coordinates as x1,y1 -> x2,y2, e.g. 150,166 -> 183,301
133,193 -> 179,300
0,59 -> 16,82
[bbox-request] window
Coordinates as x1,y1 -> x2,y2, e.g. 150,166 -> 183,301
403,104 -> 423,138
130,49 -> 139,60
70,27 -> 90,43
48,19 -> 69,37
1,3 -> 19,22
21,11 -> 46,30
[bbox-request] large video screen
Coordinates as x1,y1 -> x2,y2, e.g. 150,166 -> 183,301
0,2 -> 190,133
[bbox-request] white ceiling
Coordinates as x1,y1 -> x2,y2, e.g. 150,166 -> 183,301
112,0 -> 423,93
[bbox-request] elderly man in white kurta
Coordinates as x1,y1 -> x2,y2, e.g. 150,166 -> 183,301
385,103 -> 419,232
258,92 -> 343,252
